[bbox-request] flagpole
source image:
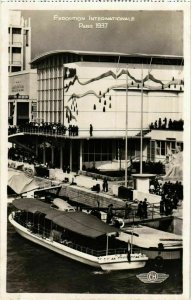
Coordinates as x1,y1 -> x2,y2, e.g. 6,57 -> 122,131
140,63 -> 143,174
125,65 -> 128,187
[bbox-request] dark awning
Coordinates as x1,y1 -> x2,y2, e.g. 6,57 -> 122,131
46,211 -> 119,238
12,198 -> 120,238
12,198 -> 50,214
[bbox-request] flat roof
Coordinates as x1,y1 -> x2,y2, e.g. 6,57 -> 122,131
31,50 -> 183,65
9,69 -> 37,77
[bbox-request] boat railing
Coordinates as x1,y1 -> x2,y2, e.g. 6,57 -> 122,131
12,214 -> 139,257
61,241 -> 128,257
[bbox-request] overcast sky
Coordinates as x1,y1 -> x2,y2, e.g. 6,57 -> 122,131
21,10 -> 183,59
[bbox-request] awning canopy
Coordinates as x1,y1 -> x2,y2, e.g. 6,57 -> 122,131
8,171 -> 39,195
46,211 -> 119,238
13,198 -> 50,214
12,198 -> 119,238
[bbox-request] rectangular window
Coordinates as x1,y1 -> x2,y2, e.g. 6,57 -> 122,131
12,47 -> 21,53
156,140 -> 166,156
177,142 -> 183,151
12,28 -> 21,34
161,141 -> 166,156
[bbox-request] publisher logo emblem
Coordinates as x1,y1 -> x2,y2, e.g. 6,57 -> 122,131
136,271 -> 169,283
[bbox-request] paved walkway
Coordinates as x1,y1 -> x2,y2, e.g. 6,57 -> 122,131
8,167 -> 183,222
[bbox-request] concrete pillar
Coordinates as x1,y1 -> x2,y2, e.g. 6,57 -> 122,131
69,140 -> 72,171
43,143 -> 46,165
29,101 -> 32,122
51,146 -> 54,165
35,140 -> 38,157
80,140 -> 83,171
60,145 -> 63,169
13,101 -> 17,126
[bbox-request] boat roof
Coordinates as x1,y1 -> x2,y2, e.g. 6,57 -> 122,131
12,198 -> 119,238
13,198 -> 50,213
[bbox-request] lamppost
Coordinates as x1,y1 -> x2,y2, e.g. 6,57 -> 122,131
125,65 -> 128,188
140,63 -> 144,174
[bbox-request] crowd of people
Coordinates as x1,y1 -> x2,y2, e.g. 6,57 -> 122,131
68,125 -> 79,136
8,122 -> 96,137
149,178 -> 183,216
136,198 -> 148,219
8,146 -> 38,165
8,126 -> 18,135
149,178 -> 183,199
8,122 -> 77,136
149,118 -> 184,131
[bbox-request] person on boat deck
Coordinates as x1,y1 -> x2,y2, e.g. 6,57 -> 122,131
106,204 -> 114,224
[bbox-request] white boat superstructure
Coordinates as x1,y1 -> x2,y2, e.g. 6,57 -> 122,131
117,225 -> 182,260
9,198 -> 148,271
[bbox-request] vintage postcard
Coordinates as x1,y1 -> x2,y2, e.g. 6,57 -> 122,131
0,1 -> 190,300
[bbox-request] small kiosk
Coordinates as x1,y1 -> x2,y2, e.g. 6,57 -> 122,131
132,174 -> 161,204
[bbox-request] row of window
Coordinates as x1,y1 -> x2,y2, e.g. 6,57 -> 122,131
38,78 -> 63,90
148,140 -> 183,160
8,66 -> 21,72
156,140 -> 183,156
38,91 -> 63,101
38,67 -> 63,79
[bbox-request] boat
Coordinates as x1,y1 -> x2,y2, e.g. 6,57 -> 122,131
50,198 -> 76,212
117,225 -> 182,261
9,198 -> 148,271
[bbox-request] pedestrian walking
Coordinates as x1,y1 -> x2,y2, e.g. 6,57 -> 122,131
137,201 -> 143,219
89,124 -> 93,136
105,178 -> 108,192
106,204 -> 114,224
160,199 -> 165,215
102,179 -> 105,192
67,165 -> 70,174
143,198 -> 148,218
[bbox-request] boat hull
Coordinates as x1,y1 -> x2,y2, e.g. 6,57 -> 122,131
99,256 -> 147,271
9,214 -> 100,268
9,214 -> 148,271
138,248 -> 182,260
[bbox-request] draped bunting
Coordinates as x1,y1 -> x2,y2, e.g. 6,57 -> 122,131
65,68 -> 183,121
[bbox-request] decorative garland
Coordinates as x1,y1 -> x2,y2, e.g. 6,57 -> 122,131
64,68 -> 183,123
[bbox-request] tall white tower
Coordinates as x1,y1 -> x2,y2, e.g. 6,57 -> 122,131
8,10 -> 31,73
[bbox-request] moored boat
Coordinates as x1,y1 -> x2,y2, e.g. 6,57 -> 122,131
117,225 -> 182,261
9,198 -> 148,271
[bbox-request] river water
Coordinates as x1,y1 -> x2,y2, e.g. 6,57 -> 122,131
7,207 -> 182,295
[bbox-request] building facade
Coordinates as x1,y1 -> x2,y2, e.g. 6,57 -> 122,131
9,10 -> 31,73
25,51 -> 184,171
8,70 -> 37,125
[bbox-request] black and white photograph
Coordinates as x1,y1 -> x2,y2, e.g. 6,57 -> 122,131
0,2 -> 190,299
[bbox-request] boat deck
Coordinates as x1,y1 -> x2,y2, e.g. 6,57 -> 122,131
117,225 -> 182,249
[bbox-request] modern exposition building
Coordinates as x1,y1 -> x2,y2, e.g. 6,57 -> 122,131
13,50 -> 183,172
8,10 -> 31,73
8,11 -> 37,127
8,69 -> 37,125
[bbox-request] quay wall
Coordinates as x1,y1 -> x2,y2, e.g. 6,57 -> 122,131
144,217 -> 182,235
59,185 -> 125,209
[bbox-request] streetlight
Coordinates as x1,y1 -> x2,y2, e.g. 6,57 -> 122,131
125,65 -> 128,188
